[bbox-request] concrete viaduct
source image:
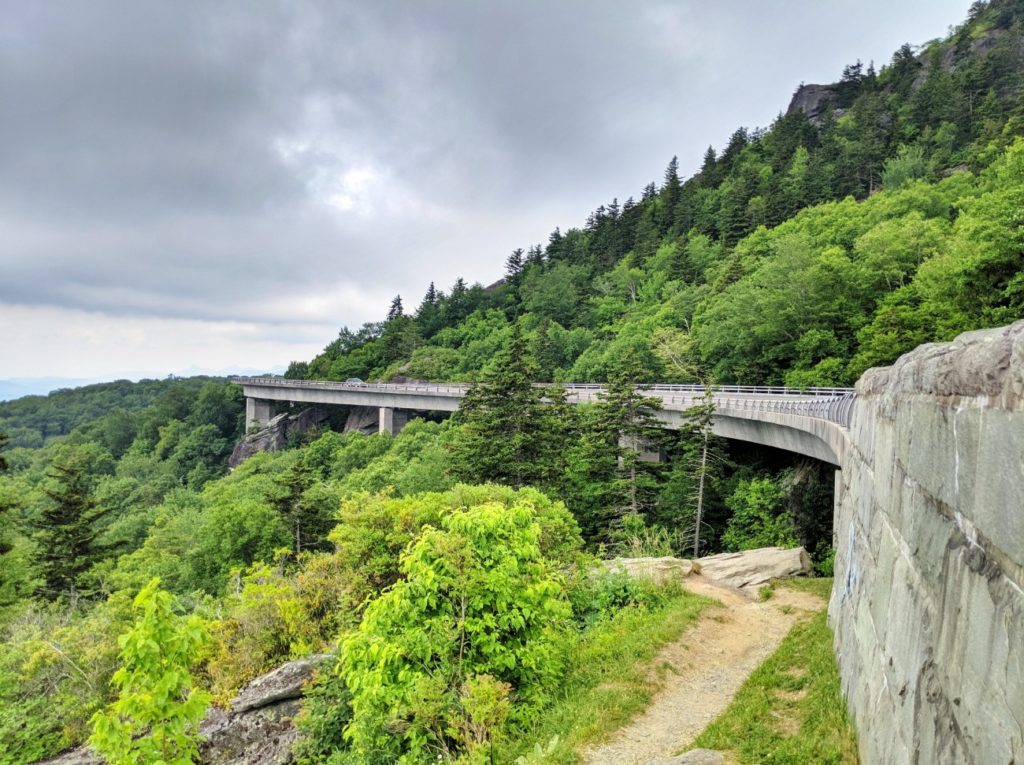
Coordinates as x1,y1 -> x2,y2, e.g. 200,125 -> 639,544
233,377 -> 855,466
238,321 -> 1024,765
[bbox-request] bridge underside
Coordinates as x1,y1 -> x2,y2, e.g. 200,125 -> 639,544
659,409 -> 847,467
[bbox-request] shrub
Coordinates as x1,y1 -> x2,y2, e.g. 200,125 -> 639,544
89,578 -> 210,765
340,501 -> 573,764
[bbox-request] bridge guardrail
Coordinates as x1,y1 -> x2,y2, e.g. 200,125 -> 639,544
232,378 -> 856,429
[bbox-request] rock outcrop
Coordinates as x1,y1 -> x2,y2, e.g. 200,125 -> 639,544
38,655 -> 330,765
696,546 -> 812,595
831,320 -> 1024,764
786,83 -> 834,120
603,547 -> 812,595
229,408 -> 326,467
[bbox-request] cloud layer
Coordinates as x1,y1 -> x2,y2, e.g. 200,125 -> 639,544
0,0 -> 970,378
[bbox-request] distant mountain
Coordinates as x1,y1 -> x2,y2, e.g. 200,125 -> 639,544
0,366 -> 285,402
0,377 -> 102,401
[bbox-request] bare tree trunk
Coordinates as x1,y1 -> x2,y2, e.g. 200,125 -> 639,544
693,429 -> 709,557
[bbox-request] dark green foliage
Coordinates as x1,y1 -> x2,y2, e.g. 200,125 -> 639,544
451,324 -> 572,490
565,353 -> 666,537
34,446 -> 116,598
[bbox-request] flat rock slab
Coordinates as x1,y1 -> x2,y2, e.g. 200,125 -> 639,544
696,546 -> 811,596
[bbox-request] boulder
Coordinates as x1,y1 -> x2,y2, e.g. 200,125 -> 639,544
696,546 -> 811,594
602,556 -> 694,585
35,655 -> 331,765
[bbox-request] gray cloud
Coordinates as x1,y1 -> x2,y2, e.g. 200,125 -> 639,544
0,0 -> 971,376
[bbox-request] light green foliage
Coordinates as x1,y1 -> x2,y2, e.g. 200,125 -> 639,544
722,477 -> 799,551
205,555 -> 350,700
90,578 -> 210,765
340,501 -> 573,763
0,594 -> 131,763
329,484 -> 584,617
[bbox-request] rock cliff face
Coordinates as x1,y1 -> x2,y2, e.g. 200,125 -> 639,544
229,408 -> 326,467
37,655 -> 330,765
786,83 -> 834,120
831,320 -> 1024,764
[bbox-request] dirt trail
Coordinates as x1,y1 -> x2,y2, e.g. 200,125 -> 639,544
583,576 -> 825,765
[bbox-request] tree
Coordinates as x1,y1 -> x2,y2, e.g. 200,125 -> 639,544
566,353 -> 665,535
0,430 -> 7,472
675,387 -> 728,556
273,459 -> 335,554
505,248 -> 524,279
386,295 -> 404,321
722,477 -> 799,551
450,323 -> 570,490
89,578 -> 210,765
662,155 -> 682,230
34,448 -> 114,598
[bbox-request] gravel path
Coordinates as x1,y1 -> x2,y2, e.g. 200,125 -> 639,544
582,577 -> 825,765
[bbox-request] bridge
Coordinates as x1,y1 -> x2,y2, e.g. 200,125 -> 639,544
234,322 -> 1024,764
232,377 -> 855,466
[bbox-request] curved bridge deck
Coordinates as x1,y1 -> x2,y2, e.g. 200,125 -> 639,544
233,378 -> 854,466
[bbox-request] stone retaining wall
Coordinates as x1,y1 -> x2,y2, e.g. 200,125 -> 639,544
830,320 -> 1024,764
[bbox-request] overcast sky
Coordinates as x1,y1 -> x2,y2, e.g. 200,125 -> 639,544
0,0 -> 972,383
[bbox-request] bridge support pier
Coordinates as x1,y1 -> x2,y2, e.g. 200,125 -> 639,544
246,398 -> 273,430
378,407 -> 409,436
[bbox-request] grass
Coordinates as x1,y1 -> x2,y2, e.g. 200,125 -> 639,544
507,587 -> 715,764
691,578 -> 858,765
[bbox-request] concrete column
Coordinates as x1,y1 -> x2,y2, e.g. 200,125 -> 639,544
618,433 -> 664,463
378,407 -> 410,436
246,398 -> 273,430
379,406 -> 395,435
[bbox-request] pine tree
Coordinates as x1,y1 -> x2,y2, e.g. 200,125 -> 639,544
674,386 -> 728,556
450,324 -> 569,490
386,295 -> 404,321
526,244 -> 544,267
34,452 -> 112,598
662,156 -> 682,230
505,248 -> 524,279
566,353 -> 665,535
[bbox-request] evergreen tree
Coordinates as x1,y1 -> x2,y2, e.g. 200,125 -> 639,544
450,324 -> 569,490
566,353 -> 665,535
34,451 -> 112,598
505,248 -> 524,279
273,460 -> 334,554
673,387 -> 729,556
662,156 -> 682,230
386,295 -> 404,321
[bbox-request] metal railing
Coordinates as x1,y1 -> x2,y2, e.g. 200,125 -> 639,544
232,377 -> 856,428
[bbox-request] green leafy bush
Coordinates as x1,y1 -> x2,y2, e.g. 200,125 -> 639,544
340,501 -> 573,764
89,578 -> 210,765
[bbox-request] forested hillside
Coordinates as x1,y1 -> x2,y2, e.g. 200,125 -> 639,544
1,2 -> 1023,763
296,0 -> 1024,388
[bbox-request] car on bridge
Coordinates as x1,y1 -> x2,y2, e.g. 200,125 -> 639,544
343,377 -> 367,387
